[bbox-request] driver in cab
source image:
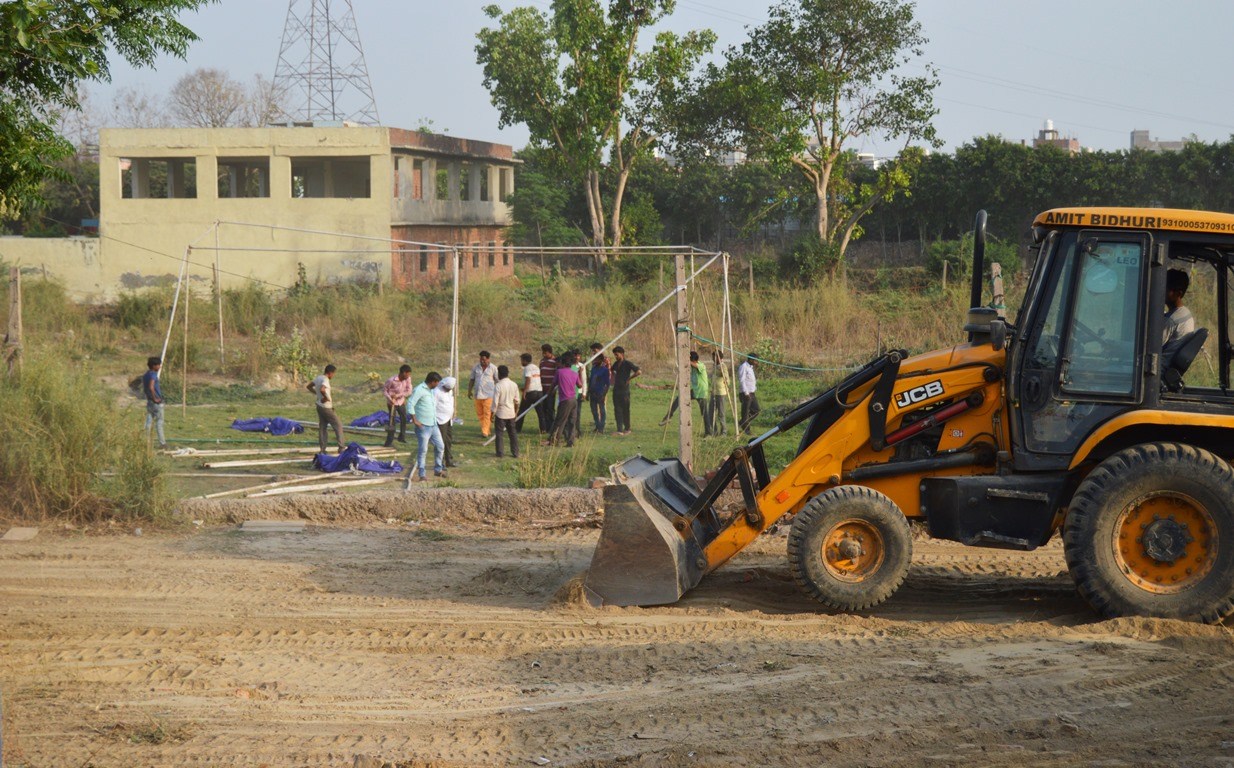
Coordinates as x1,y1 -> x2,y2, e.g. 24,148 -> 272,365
1163,268 -> 1196,348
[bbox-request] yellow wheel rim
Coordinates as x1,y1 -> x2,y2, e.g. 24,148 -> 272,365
1113,492 -> 1218,594
822,519 -> 885,583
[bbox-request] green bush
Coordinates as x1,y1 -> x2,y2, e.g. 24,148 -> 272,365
788,234 -> 843,283
0,354 -> 170,524
925,233 -> 1022,282
115,289 -> 167,330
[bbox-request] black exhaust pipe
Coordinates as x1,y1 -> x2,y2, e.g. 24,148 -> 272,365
968,210 -> 988,342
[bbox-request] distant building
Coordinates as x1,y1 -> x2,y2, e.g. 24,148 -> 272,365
1131,130 -> 1190,153
1032,119 -> 1081,154
856,152 -> 883,171
0,125 -> 516,299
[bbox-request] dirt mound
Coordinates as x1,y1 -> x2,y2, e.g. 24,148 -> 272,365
178,487 -> 603,526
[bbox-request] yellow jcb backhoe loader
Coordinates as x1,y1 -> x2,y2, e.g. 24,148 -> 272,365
586,208 -> 1234,623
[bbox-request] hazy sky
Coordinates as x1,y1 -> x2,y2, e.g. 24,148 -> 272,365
95,0 -> 1234,154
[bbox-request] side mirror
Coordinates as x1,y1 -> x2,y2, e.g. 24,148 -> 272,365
990,319 -> 1007,352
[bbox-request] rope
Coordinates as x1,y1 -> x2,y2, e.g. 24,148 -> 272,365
688,331 -> 862,374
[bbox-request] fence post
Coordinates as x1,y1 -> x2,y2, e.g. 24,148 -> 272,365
5,267 -> 22,377
675,254 -> 693,472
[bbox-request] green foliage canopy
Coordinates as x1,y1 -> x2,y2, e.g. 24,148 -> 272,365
0,0 -> 211,218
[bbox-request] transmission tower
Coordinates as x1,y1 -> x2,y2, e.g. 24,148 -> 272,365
272,0 -> 381,125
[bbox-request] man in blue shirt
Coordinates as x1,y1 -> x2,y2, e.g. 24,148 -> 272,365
407,371 -> 445,481
142,356 -> 166,449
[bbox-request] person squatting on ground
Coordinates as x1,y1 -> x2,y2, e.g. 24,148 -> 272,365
436,376 -> 458,468
537,344 -> 559,433
519,352 -> 541,434
661,350 -> 711,435
468,351 -> 499,438
609,346 -> 640,435
588,346 -> 611,433
142,356 -> 167,449
408,371 -> 445,481
738,356 -> 760,434
547,351 -> 580,447
308,364 -> 346,454
493,365 -> 521,459
382,364 -> 413,447
710,349 -> 729,436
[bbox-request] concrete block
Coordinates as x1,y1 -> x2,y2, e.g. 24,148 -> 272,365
2,527 -> 39,542
238,520 -> 306,533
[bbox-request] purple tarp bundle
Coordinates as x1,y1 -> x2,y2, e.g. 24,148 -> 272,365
349,410 -> 390,428
230,417 -> 304,436
313,442 -> 403,474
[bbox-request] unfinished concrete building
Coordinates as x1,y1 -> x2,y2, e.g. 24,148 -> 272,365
0,126 -> 516,298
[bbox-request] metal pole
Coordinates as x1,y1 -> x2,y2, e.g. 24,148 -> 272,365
182,267 -> 189,419
215,224 -> 224,370
451,246 -> 460,377
675,254 -> 693,472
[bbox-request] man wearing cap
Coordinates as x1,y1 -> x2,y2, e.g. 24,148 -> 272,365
383,364 -> 413,447
436,375 -> 458,468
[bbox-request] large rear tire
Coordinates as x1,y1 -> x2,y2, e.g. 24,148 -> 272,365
787,486 -> 913,611
1064,443 -> 1234,623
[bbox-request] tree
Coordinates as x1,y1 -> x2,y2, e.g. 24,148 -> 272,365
476,1 -> 712,249
0,0 -> 211,218
169,68 -> 285,128
694,0 -> 939,275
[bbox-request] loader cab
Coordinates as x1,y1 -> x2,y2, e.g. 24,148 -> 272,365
1007,208 -> 1234,471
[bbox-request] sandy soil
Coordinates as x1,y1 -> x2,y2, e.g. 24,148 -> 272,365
3,505 -> 1234,767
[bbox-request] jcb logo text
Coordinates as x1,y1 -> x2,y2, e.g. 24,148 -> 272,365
894,380 -> 944,409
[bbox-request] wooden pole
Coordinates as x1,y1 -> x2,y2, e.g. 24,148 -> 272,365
675,254 -> 693,473
748,259 -> 755,300
991,262 -> 1006,319
5,267 -> 21,377
942,260 -> 948,291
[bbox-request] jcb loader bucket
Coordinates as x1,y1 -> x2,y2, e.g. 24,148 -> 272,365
583,456 -> 713,607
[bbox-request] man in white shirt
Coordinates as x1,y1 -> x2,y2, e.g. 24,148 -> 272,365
468,351 -> 499,438
307,364 -> 345,454
1163,268 -> 1197,350
519,352 -> 541,434
738,356 -> 760,434
435,376 -> 457,468
493,365 -> 521,458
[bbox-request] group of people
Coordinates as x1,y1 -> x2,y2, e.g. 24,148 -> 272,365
659,350 -> 761,437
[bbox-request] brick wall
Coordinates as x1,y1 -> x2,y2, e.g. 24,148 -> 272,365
390,225 -> 512,290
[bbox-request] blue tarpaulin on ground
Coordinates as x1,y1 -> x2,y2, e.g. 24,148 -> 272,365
349,410 -> 390,428
313,442 -> 403,474
230,417 -> 304,436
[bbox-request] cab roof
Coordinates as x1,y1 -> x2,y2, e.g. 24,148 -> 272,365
1033,207 -> 1234,236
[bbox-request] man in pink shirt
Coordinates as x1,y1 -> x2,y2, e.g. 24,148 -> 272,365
547,351 -> 580,448
383,364 -> 413,447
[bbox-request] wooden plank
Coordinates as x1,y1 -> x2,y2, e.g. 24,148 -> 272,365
247,476 -> 398,497
202,448 -> 397,469
201,473 -> 345,499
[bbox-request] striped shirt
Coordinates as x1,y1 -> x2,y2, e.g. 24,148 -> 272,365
539,356 -> 559,391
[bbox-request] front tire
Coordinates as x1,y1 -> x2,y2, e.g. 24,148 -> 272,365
787,486 -> 913,611
1064,443 -> 1234,623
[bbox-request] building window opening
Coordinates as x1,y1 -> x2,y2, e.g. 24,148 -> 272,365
488,241 -> 496,267
437,168 -> 450,200
419,245 -> 429,272
438,250 -> 447,271
411,159 -> 424,200
503,244 -> 511,266
290,156 -> 371,198
479,167 -> 490,202
218,157 -> 270,198
472,243 -> 480,269
460,163 -> 472,201
499,168 -> 513,202
121,157 -> 198,199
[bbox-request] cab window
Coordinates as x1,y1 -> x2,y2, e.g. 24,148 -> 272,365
1059,238 -> 1146,397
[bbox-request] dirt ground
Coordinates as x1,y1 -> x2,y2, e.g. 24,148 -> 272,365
3,499 -> 1234,767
